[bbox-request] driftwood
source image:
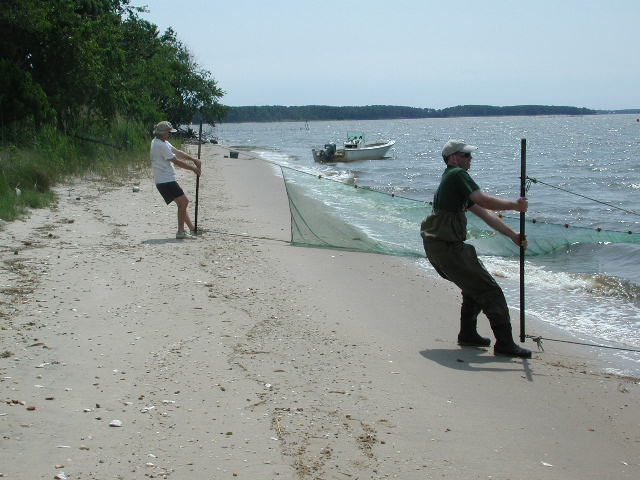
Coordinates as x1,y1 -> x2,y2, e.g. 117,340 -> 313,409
72,134 -> 125,150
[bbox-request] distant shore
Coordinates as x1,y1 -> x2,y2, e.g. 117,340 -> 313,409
219,104 -> 617,123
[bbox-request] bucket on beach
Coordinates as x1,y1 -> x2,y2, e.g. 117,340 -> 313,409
229,150 -> 239,159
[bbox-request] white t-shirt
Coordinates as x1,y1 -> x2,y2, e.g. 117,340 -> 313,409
150,138 -> 177,184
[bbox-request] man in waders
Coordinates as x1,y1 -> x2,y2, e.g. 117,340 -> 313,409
421,139 -> 532,358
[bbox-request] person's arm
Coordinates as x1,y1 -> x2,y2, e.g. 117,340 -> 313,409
468,197 -> 528,248
170,146 -> 202,167
469,189 -> 527,212
167,146 -> 201,176
168,156 -> 199,174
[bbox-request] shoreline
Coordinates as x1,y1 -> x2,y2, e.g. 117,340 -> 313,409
243,144 -> 640,377
1,143 -> 638,479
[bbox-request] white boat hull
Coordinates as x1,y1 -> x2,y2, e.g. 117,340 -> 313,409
312,140 -> 395,162
342,140 -> 395,161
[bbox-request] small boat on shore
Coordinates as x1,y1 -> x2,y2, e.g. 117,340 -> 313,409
312,132 -> 395,162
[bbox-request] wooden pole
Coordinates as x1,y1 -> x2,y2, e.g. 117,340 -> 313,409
194,121 -> 202,233
519,138 -> 527,343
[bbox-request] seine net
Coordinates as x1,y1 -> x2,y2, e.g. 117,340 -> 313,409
281,166 -> 640,257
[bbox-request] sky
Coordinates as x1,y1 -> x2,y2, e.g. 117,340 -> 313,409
140,0 -> 640,110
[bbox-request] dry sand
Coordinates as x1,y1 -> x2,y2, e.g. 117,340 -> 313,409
0,144 -> 638,479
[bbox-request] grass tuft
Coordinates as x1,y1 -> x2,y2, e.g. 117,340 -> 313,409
0,119 -> 152,221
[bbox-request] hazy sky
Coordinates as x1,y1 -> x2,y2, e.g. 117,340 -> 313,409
140,0 -> 639,109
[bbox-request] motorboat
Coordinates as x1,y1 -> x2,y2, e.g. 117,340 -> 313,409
312,132 -> 395,162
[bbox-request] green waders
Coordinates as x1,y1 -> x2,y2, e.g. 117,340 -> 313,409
422,237 -> 518,349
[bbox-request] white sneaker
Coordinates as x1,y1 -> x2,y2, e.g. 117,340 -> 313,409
176,231 -> 197,240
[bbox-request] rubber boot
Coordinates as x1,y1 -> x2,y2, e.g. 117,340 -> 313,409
457,294 -> 491,347
492,322 -> 532,359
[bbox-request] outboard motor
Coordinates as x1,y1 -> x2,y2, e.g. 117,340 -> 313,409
321,143 -> 336,162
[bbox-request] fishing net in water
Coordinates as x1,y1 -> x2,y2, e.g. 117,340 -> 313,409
281,166 -> 640,257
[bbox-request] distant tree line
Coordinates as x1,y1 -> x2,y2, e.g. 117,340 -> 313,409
1,0 -> 227,142
222,104 -> 596,123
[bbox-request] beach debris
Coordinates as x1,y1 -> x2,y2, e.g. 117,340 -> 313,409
79,445 -> 90,450
274,418 -> 285,437
26,406 -> 36,411
140,405 -> 155,413
109,419 -> 123,427
132,186 -> 140,192
54,472 -> 67,480
541,461 -> 553,467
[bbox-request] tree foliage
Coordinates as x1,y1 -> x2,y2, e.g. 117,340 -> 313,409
223,104 -> 596,123
0,0 -> 226,140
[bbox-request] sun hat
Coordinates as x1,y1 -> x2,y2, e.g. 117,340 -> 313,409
441,139 -> 478,160
153,121 -> 177,134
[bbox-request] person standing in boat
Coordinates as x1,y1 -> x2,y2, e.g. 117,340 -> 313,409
420,139 -> 532,358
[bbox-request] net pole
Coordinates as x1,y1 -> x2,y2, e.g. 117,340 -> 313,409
519,138 -> 526,343
195,121 -> 202,233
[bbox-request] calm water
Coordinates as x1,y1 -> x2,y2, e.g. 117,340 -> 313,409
209,114 -> 640,373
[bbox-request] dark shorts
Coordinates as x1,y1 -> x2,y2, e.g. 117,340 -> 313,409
156,181 -> 185,204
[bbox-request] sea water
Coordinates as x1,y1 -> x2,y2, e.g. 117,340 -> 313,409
209,114 -> 640,373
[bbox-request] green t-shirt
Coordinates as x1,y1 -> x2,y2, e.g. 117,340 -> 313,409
420,166 -> 480,242
432,166 -> 480,213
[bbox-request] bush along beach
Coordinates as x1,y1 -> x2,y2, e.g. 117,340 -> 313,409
0,0 -> 227,221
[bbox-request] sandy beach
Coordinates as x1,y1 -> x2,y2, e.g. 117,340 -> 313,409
1,143 -> 638,479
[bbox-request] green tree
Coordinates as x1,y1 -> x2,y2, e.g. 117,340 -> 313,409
0,59 -> 55,130
1,0 -> 225,138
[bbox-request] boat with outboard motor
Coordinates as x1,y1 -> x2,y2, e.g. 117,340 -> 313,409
312,132 -> 395,163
